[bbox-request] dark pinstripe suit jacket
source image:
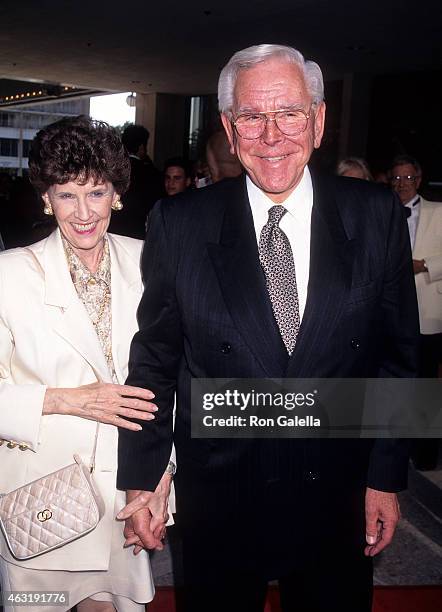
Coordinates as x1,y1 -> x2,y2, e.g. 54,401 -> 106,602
118,172 -> 419,574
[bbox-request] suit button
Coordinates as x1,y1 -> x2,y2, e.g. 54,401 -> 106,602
350,338 -> 361,350
304,470 -> 320,482
220,343 -> 232,354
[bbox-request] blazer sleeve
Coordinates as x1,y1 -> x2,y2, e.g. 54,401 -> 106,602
0,265 -> 46,450
117,201 -> 183,491
426,254 -> 442,283
367,194 -> 420,492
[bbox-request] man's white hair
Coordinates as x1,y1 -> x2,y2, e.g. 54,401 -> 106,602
218,44 -> 324,117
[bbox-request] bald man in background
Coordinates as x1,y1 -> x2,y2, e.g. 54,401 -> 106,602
206,129 -> 242,183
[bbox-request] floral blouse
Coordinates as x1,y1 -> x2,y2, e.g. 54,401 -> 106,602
62,236 -> 117,382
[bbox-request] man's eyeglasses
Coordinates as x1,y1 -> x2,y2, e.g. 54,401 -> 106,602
390,175 -> 420,184
232,107 -> 312,140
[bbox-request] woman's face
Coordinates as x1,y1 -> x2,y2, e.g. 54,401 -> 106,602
42,178 -> 118,258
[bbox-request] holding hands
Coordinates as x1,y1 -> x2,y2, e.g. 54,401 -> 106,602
117,471 -> 173,553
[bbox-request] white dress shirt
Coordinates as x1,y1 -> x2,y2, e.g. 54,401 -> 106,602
247,166 -> 313,322
404,194 -> 420,250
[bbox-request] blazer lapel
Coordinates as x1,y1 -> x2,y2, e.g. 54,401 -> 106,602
207,177 -> 288,377
287,175 -> 354,376
413,197 -> 431,257
108,235 -> 143,384
43,229 -> 112,383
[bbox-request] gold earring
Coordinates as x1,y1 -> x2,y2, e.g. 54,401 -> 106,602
112,199 -> 123,211
43,202 -> 53,215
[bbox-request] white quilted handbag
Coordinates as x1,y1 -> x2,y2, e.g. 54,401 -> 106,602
0,444 -> 104,560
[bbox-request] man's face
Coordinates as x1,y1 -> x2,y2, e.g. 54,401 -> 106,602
391,163 -> 421,204
165,166 -> 190,196
221,59 -> 325,203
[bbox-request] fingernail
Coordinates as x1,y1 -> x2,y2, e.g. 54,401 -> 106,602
135,424 -> 142,431
147,415 -> 155,420
116,513 -> 123,519
366,535 -> 376,545
152,405 -> 159,412
147,392 -> 155,399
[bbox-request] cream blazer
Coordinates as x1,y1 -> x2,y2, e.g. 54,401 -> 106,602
413,198 -> 442,334
0,229 -> 173,571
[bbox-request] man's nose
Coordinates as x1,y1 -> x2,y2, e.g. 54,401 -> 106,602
261,116 -> 284,145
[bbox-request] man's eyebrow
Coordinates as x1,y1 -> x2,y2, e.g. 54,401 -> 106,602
235,103 -> 306,114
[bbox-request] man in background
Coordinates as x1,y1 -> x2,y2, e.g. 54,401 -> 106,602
164,157 -> 192,196
391,154 -> 442,469
206,128 -> 243,183
109,124 -> 162,238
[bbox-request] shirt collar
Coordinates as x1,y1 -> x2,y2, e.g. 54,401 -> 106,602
246,166 -> 313,221
404,194 -> 420,208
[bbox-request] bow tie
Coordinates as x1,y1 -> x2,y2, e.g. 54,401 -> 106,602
404,197 -> 420,218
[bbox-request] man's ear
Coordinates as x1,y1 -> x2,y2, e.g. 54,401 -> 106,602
221,113 -> 236,155
313,101 -> 326,149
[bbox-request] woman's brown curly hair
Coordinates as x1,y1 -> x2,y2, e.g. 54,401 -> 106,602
28,115 -> 131,195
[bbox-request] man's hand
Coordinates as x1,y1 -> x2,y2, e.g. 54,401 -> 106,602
413,259 -> 427,275
117,473 -> 172,552
364,487 -> 401,557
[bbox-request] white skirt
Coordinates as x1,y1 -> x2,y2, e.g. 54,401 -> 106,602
0,492 -> 154,612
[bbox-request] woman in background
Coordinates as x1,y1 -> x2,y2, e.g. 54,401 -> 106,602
337,156 -> 373,181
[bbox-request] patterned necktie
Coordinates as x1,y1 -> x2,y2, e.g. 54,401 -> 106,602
258,205 -> 300,355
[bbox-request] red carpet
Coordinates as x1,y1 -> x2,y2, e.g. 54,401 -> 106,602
147,585 -> 442,612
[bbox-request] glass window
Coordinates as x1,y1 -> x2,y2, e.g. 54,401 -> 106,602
0,138 -> 18,156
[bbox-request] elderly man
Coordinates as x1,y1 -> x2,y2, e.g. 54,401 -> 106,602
118,45 -> 419,611
390,155 -> 442,469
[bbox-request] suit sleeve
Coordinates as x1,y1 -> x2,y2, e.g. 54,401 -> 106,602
367,194 -> 420,492
117,201 -> 183,491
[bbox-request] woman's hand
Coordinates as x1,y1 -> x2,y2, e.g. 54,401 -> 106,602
43,382 -> 157,431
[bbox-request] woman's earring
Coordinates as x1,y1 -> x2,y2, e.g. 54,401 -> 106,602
43,202 -> 53,215
112,199 -> 123,211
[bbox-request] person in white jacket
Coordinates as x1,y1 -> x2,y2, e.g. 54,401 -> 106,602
0,116 -> 172,612
391,154 -> 442,469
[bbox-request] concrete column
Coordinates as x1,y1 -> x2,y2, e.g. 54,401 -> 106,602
135,93 -> 189,168
338,73 -> 373,160
135,93 -> 157,160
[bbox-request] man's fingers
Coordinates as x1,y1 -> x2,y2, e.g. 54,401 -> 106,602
123,534 -> 141,547
365,519 -> 397,556
117,493 -> 152,520
365,510 -> 378,545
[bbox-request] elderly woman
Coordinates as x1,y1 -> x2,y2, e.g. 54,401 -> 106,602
0,116 -> 170,612
337,157 -> 373,181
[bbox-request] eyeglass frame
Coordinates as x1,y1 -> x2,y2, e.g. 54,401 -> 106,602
390,175 -> 421,183
230,105 -> 315,140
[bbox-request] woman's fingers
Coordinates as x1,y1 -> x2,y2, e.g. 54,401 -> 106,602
117,397 -> 158,414
117,385 -> 155,400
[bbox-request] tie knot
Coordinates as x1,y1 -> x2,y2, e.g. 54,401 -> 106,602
267,205 -> 287,226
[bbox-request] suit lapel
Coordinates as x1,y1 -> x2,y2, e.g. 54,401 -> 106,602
287,174 -> 354,376
207,177 -> 288,376
43,229 -> 112,383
